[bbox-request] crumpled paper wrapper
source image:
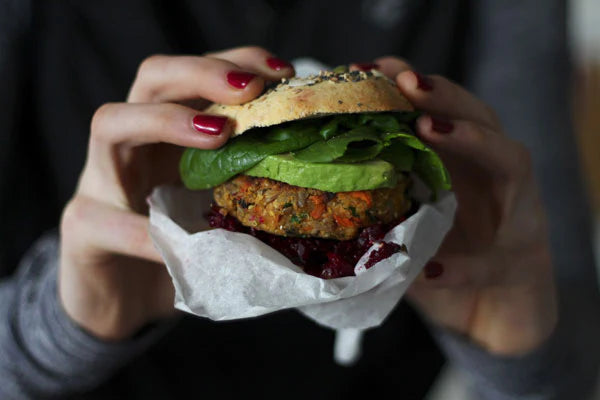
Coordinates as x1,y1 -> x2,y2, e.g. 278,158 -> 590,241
148,186 -> 456,363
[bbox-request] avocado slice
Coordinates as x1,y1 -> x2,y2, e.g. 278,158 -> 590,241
244,154 -> 397,192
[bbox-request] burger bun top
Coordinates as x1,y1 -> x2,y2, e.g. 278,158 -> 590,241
205,69 -> 414,136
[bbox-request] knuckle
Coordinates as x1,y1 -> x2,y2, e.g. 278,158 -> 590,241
239,45 -> 271,56
376,55 -> 413,70
90,103 -> 118,139
206,45 -> 272,61
162,101 -> 188,118
460,120 -> 486,144
447,78 -> 466,101
230,45 -> 271,60
483,105 -> 502,129
429,74 -> 446,85
138,54 -> 166,76
131,54 -> 168,102
60,197 -> 88,236
386,55 -> 409,63
154,103 -> 182,131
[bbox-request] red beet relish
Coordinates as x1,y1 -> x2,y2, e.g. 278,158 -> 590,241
206,205 -> 406,279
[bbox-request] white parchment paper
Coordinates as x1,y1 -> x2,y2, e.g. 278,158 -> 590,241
148,186 -> 455,332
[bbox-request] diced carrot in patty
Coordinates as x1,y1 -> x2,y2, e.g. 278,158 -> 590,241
309,195 -> 326,219
310,203 -> 326,219
334,215 -> 356,228
348,191 -> 372,207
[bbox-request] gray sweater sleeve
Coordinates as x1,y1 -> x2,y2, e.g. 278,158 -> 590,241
433,319 -> 593,400
431,1 -> 600,399
0,233 -> 171,399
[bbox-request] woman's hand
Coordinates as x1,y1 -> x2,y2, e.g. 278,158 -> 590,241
59,47 -> 294,341
375,57 -> 558,356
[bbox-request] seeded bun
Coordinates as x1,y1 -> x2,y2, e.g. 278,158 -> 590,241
205,70 -> 414,136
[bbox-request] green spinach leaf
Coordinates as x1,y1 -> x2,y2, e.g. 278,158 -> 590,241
293,126 -> 383,163
180,122 -> 322,189
180,111 -> 451,197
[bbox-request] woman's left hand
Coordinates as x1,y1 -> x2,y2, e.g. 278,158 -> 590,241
370,58 -> 558,356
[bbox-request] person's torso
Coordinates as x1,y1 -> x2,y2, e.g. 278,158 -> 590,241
6,1 -> 471,397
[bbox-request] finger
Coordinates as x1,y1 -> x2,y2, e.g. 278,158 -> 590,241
371,56 -> 413,80
417,115 -> 533,241
348,62 -> 379,72
405,255 -> 485,334
207,46 -> 295,80
90,102 -> 232,149
410,255 -> 492,290
128,55 -> 265,104
396,70 -> 502,130
416,114 -> 526,176
405,280 -> 479,334
61,196 -> 163,263
82,102 -> 232,208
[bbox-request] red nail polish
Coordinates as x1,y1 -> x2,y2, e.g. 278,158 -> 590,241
424,261 -> 444,279
192,115 -> 227,136
415,72 -> 433,91
266,57 -> 293,71
354,62 -> 380,71
431,117 -> 454,134
227,71 -> 256,89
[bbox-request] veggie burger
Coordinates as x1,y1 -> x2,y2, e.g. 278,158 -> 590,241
180,69 -> 450,279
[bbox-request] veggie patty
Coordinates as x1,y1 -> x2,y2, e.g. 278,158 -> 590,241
213,175 -> 411,240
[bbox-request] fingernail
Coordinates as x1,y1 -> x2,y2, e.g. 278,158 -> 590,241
266,56 -> 293,71
227,71 -> 256,89
415,71 -> 433,91
354,62 -> 380,71
431,117 -> 454,134
424,261 -> 444,279
192,115 -> 227,136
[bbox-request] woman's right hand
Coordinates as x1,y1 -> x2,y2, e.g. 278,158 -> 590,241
59,47 -> 295,341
